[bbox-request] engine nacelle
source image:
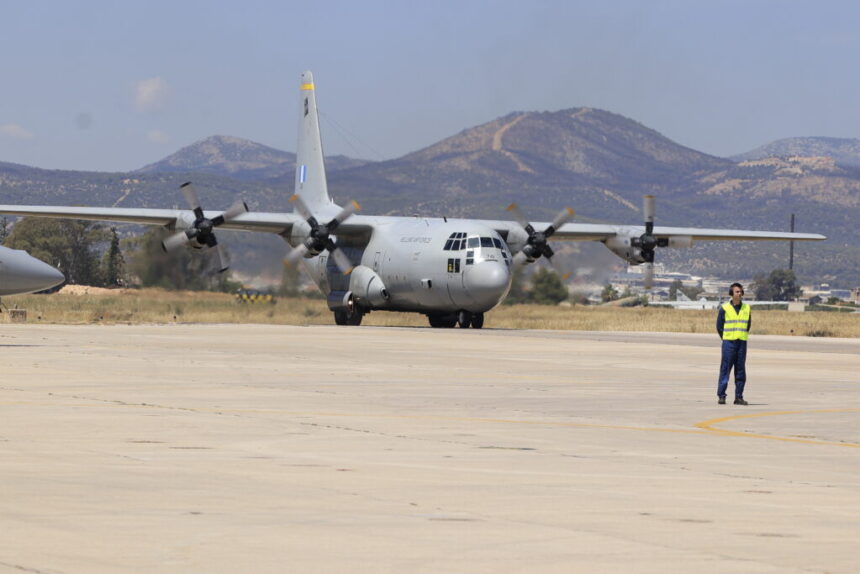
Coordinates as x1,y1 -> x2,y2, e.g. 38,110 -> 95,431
603,233 -> 693,264
287,219 -> 313,251
504,226 -> 530,255
348,265 -> 390,308
603,234 -> 644,264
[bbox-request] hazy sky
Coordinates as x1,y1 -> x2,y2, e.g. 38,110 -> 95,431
2,0 -> 859,172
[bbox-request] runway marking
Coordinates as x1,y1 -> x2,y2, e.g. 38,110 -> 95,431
694,409 -> 860,448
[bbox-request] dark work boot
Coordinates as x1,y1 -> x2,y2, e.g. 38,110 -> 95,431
718,396 -> 726,404
734,397 -> 748,405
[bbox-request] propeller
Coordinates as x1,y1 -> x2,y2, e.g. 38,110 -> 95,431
161,182 -> 248,272
632,194 -> 668,289
284,194 -> 361,275
506,203 -> 575,279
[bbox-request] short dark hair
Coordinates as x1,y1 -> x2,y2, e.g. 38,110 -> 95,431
729,282 -> 744,295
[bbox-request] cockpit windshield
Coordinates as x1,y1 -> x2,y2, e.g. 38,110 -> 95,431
465,235 -> 510,266
443,232 -> 510,266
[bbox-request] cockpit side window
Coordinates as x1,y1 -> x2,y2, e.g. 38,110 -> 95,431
492,238 -> 502,249
480,237 -> 494,247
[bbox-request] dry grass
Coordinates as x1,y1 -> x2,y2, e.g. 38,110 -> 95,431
3,289 -> 859,337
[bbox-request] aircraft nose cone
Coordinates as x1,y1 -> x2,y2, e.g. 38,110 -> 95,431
0,249 -> 65,295
463,261 -> 511,310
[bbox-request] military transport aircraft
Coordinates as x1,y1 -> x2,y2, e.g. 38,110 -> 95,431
0,245 -> 65,297
0,71 -> 825,328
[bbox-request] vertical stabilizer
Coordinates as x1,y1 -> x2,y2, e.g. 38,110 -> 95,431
295,71 -> 336,215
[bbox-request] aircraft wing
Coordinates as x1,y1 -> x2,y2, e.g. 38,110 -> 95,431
0,205 -> 306,235
485,220 -> 826,242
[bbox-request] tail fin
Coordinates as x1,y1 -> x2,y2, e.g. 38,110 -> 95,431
295,71 -> 336,215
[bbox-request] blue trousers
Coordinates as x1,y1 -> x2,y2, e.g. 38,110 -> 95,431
718,339 -> 747,399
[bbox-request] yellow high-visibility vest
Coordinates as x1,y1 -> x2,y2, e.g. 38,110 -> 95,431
722,302 -> 750,341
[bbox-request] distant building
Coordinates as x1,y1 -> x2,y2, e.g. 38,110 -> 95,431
800,284 -> 855,302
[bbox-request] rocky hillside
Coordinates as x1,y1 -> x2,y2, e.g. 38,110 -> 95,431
328,108 -> 732,222
733,136 -> 860,167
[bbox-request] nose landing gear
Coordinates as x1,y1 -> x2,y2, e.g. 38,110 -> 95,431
457,310 -> 484,329
333,294 -> 364,326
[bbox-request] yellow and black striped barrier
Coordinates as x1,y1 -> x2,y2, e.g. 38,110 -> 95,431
236,290 -> 276,304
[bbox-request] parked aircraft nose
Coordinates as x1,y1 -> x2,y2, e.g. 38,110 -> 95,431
0,249 -> 65,296
462,260 -> 511,310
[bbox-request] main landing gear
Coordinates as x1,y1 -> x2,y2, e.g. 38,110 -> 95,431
427,311 -> 484,329
334,308 -> 363,325
333,296 -> 364,326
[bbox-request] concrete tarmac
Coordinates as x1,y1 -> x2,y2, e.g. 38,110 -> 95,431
1,324 -> 858,573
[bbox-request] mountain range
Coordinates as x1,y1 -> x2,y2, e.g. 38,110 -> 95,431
1,112 -> 858,286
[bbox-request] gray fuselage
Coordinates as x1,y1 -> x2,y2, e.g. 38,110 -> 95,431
304,218 -> 512,315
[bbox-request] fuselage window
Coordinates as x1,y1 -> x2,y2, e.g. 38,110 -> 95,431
447,258 -> 462,273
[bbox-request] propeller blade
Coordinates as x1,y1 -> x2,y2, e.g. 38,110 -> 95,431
284,243 -> 310,267
642,262 -> 654,290
221,199 -> 249,222
546,254 -> 571,281
329,247 -> 355,275
643,195 -> 655,234
215,243 -> 230,273
506,203 -> 533,233
162,231 -> 191,252
180,182 -> 203,213
289,194 -> 313,221
548,207 -> 576,236
328,200 -> 361,231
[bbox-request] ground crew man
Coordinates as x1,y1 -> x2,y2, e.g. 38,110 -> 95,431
716,282 -> 750,405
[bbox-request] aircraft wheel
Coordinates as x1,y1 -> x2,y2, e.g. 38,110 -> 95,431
457,310 -> 472,329
346,309 -> 364,326
428,314 -> 457,328
334,308 -> 363,326
470,313 -> 484,329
